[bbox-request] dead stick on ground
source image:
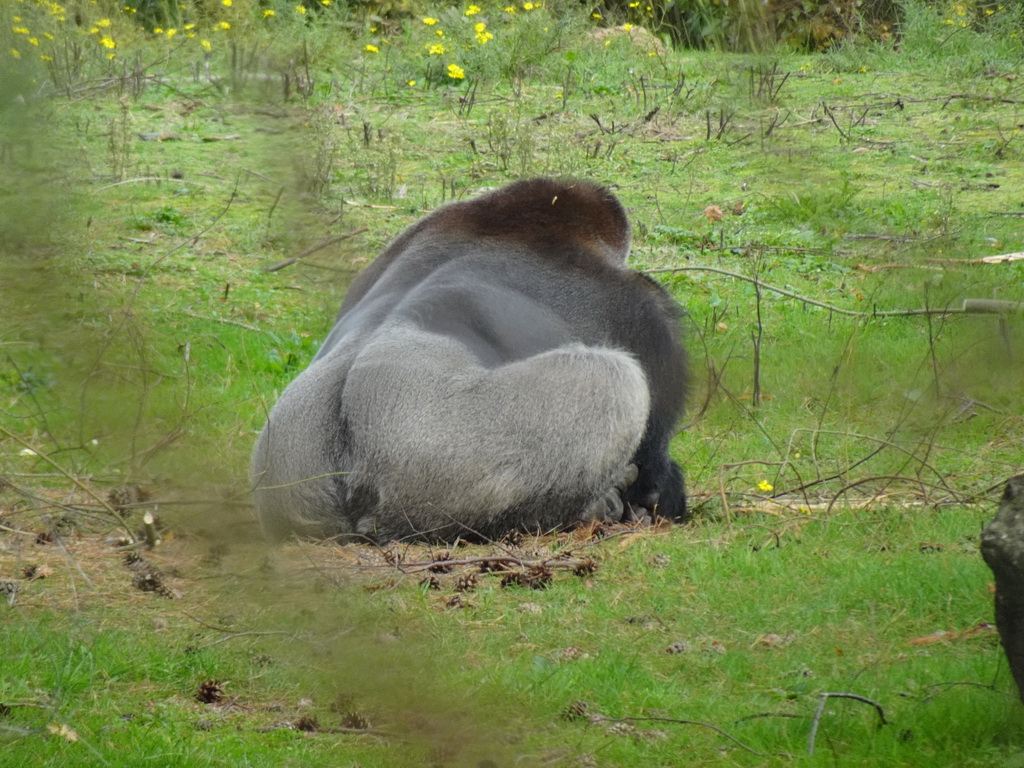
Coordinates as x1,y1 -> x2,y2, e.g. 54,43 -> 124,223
926,252 -> 1024,264
182,310 -> 262,333
199,630 -> 300,650
0,425 -> 132,537
363,555 -> 596,574
807,692 -> 888,755
647,265 -> 1024,316
262,228 -> 369,273
619,716 -> 788,758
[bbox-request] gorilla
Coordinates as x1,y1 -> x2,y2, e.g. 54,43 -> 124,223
251,178 -> 687,543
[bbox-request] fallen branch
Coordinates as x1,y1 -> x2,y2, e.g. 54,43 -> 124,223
261,228 -> 368,273
855,263 -> 936,272
825,474 -> 966,514
95,177 -> 166,191
0,426 -> 132,537
647,265 -> 1024,317
908,622 -> 997,647
182,310 -> 263,333
618,716 -> 789,758
943,93 -> 1024,106
922,680 -> 1007,702
925,252 -> 1024,265
199,630 -> 300,650
807,692 -> 888,755
364,553 -> 595,575
252,721 -> 391,738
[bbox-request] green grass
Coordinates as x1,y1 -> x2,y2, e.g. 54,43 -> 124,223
2,0 -> 1024,765
0,510 -> 1018,766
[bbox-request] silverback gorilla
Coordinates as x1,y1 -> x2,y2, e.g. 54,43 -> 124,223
251,178 -> 687,543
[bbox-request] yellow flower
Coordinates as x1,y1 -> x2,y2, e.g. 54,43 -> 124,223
200,38 -> 212,51
407,79 -> 416,86
592,12 -> 602,19
100,36 -> 115,48
365,43 -> 378,52
43,32 -> 53,40
465,4 -> 480,15
96,17 -> 111,27
296,4 -> 306,13
10,48 -> 21,59
184,23 -> 195,30
40,54 -> 53,61
28,36 -> 38,45
474,21 -> 493,43
12,26 -> 29,34
216,20 -> 230,29
222,0 -> 232,5
629,1 -> 639,6
263,9 -> 275,17
757,480 -> 774,492
447,62 -> 465,79
622,22 -> 633,29
153,27 -> 163,34
504,5 -> 516,12
166,28 -> 176,38
322,0 -> 332,5
422,16 -> 438,25
428,43 -> 445,54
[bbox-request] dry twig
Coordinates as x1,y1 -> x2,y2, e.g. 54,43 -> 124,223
647,265 -> 1024,317
261,228 -> 368,273
619,716 -> 790,758
807,692 -> 888,755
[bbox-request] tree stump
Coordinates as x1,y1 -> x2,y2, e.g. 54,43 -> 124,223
981,474 -> 1024,703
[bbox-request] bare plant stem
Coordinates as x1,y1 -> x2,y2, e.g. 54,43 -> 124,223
751,259 -> 764,407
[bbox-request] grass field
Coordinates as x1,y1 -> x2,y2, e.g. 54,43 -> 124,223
1,0 -> 1023,765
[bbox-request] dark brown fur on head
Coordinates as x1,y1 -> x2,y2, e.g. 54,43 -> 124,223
428,179 -> 631,265
383,179 -> 630,267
